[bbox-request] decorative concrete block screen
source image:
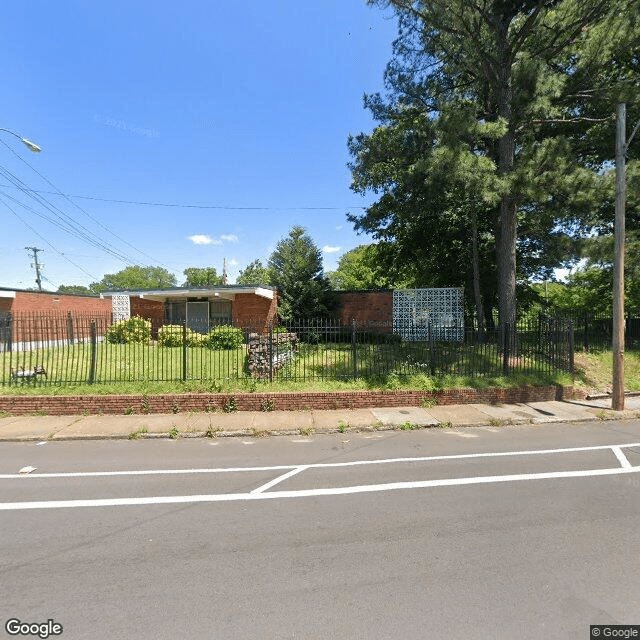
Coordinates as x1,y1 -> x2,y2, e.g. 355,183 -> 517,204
393,288 -> 464,341
111,295 -> 131,322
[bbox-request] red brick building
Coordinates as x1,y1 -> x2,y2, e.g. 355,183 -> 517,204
100,286 -> 278,335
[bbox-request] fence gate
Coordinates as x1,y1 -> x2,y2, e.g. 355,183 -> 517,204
393,288 -> 464,341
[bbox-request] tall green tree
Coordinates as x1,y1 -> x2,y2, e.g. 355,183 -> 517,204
355,0 -> 638,329
182,267 -> 223,287
56,284 -> 92,295
236,259 -> 270,285
89,265 -> 177,293
327,244 -> 403,290
268,226 -> 336,320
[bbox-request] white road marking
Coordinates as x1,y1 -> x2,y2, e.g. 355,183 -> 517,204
443,431 -> 479,437
2,442 -> 640,480
612,446 -> 632,469
251,466 -> 308,494
1,465 -> 639,511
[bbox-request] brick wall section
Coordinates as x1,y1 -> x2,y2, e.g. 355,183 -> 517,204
233,292 -> 278,334
336,291 -> 393,332
6,293 -> 112,342
0,386 -> 585,416
12,291 -> 112,315
0,298 -> 12,314
129,297 -> 165,334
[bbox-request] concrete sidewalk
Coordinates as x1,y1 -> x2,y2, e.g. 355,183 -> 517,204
0,396 -> 638,442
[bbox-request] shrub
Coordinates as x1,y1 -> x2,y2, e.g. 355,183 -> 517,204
272,325 -> 289,334
157,325 -> 206,347
106,316 -> 151,344
205,325 -> 245,350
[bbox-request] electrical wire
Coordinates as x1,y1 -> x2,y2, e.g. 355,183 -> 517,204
0,140 -> 173,269
0,182 -> 367,211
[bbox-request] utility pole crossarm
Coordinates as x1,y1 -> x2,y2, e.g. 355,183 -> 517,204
25,246 -> 44,292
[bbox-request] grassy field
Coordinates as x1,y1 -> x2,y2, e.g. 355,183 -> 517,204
0,338 -> 574,396
573,349 -> 640,394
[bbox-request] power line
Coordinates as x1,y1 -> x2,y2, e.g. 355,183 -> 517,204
0,182 -> 367,211
0,141 -> 173,269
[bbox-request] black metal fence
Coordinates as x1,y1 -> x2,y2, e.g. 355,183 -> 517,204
0,311 -> 574,387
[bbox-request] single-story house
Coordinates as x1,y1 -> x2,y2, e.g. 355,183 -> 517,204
100,286 -> 278,335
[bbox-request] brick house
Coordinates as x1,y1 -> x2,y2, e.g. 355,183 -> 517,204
100,286 -> 278,335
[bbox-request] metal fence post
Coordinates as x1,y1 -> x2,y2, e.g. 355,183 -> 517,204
502,322 -> 510,376
182,320 -> 187,382
351,318 -> 357,379
269,320 -> 274,383
89,320 -> 97,384
429,322 -> 435,376
568,321 -> 575,375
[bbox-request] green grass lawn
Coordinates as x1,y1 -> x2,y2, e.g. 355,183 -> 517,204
0,338 -> 572,396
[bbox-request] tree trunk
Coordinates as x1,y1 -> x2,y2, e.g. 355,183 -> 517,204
470,207 -> 485,336
494,20 -> 517,339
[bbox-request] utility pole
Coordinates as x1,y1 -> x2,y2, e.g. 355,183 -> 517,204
612,103 -> 626,410
25,246 -> 44,292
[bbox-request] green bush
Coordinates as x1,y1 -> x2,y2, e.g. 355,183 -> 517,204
205,325 -> 245,350
157,324 -> 206,347
105,316 -> 151,344
273,325 -> 289,334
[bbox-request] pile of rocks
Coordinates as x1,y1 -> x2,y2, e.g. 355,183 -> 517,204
247,332 -> 299,379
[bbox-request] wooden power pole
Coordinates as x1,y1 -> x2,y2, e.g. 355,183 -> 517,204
612,103 -> 626,410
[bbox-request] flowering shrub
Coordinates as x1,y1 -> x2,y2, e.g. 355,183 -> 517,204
105,316 -> 151,344
204,325 -> 245,350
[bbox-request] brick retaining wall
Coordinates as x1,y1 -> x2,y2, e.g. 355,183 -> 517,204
0,386 -> 585,416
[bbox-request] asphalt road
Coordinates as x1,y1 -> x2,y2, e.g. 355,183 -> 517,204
1,419 -> 639,639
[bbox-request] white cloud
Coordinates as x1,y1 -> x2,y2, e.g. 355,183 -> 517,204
220,234 -> 239,243
323,245 -> 341,253
228,258 -> 238,266
189,234 -> 222,245
336,225 -> 343,230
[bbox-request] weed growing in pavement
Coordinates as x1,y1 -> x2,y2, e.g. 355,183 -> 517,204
299,427 -> 314,436
251,428 -> 270,438
0,411 -> 12,418
260,399 -> 275,412
168,426 -> 179,439
32,409 -> 48,417
141,394 -> 150,414
223,396 -> 238,413
439,421 -> 452,428
489,418 -> 506,427
128,426 -> 148,440
172,401 -> 180,414
124,406 -> 135,415
337,420 -> 349,433
399,421 -> 420,430
420,397 -> 437,409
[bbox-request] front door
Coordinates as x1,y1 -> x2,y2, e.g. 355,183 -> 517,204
186,301 -> 209,333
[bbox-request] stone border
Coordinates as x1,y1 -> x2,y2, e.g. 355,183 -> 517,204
0,386 -> 585,416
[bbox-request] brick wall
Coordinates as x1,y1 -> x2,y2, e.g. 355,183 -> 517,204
0,298 -> 12,314
0,386 -> 585,416
130,297 -> 165,334
335,291 -> 393,332
4,292 -> 112,343
233,292 -> 278,334
12,291 -> 112,315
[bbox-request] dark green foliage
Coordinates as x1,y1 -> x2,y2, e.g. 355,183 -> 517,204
182,267 -> 223,287
90,265 -> 177,293
236,260 -> 270,285
268,226 -> 336,321
204,325 -> 245,350
105,316 -> 151,344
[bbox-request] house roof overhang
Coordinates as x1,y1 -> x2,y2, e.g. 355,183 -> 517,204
100,286 -> 275,302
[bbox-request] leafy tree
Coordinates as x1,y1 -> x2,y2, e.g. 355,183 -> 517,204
355,0 -> 638,330
56,284 -> 91,295
327,244 -> 401,290
89,265 -> 177,293
182,267 -> 223,287
268,226 -> 336,320
236,259 -> 270,285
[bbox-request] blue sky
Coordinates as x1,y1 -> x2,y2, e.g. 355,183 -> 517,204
0,1 -> 398,289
